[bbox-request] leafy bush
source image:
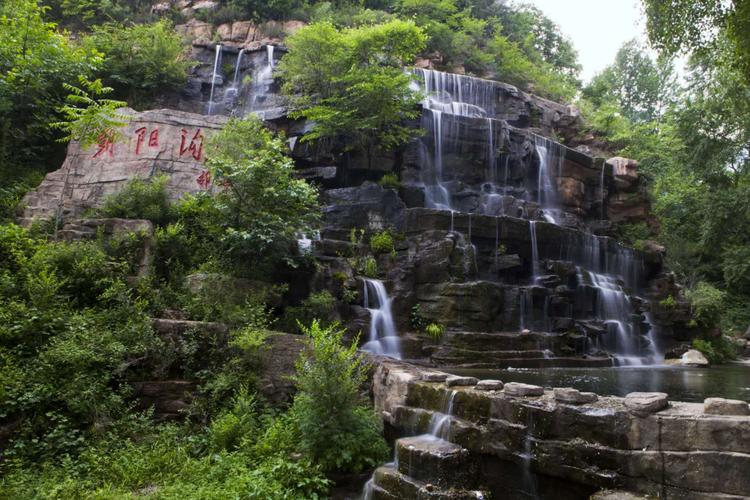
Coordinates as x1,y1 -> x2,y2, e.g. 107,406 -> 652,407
289,320 -> 389,473
692,337 -> 736,364
370,230 -> 395,255
98,174 -> 175,226
205,116 -> 320,274
378,172 -> 401,190
280,290 -> 337,334
410,304 -> 426,332
685,282 -> 726,330
82,21 -> 192,109
425,322 -> 445,341
27,240 -> 123,307
279,20 -> 426,165
361,256 -> 378,277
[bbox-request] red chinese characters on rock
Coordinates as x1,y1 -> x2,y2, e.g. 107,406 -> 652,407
135,127 -> 160,155
180,128 -> 205,161
196,170 -> 212,190
92,131 -> 116,159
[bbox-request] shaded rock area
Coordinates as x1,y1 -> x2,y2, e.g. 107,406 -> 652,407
372,360 -> 750,499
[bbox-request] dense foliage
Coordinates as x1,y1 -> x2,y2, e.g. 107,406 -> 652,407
581,19 -> 750,335
279,20 -> 426,165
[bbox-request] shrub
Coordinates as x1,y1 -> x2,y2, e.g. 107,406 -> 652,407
280,290 -> 337,334
98,174 -> 175,226
378,172 -> 401,190
370,230 -> 395,255
289,320 -> 389,473
362,256 -> 378,277
208,388 -> 262,452
26,240 -> 123,307
685,282 -> 726,330
692,337 -> 736,364
410,304 -> 426,332
425,322 -> 445,341
82,21 -> 192,109
205,116 -> 320,274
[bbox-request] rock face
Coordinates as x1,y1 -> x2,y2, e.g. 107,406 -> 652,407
671,349 -> 710,367
373,360 -> 750,499
21,109 -> 226,223
704,397 -> 750,416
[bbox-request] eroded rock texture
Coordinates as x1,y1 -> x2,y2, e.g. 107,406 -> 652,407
21,109 -> 226,223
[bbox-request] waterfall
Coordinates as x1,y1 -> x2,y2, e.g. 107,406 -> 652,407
576,267 -> 653,365
246,45 -> 276,117
428,390 -> 457,440
530,221 -> 540,281
599,161 -> 606,220
533,135 -> 563,224
360,279 -> 401,359
423,109 -> 452,209
206,44 -> 222,115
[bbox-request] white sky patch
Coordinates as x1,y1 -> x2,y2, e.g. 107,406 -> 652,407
524,0 -> 646,83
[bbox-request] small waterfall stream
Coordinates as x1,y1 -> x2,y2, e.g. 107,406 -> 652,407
206,44 -> 222,115
360,279 -> 401,359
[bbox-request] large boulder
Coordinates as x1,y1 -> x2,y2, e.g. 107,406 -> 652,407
20,108 -> 226,224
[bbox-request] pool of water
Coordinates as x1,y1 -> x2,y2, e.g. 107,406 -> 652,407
446,363 -> 750,403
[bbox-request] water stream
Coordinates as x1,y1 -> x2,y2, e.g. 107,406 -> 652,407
360,278 -> 401,359
206,44 -> 222,115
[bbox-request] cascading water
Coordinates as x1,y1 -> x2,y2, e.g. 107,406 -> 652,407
529,221 -> 540,281
360,279 -> 401,359
412,67 -> 661,364
533,135 -> 564,224
222,48 -> 245,107
206,44 -> 222,115
246,45 -> 276,117
428,389 -> 457,440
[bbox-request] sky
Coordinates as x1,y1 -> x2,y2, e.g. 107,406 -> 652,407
525,0 -> 647,83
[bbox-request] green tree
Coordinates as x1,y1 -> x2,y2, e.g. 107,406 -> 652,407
583,40 -> 677,123
82,21 -> 191,109
279,20 -> 426,165
0,0 -> 100,169
205,116 -> 320,271
290,320 -> 389,473
51,77 -> 129,148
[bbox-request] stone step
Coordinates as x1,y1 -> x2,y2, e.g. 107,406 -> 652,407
432,348 -> 552,362
396,436 -> 474,489
442,331 -> 569,352
368,464 -> 487,500
441,356 -> 614,370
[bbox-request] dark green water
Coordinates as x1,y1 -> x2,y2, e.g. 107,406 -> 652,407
447,363 -> 750,403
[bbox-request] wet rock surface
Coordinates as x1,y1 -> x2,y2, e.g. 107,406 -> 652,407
372,360 -> 750,499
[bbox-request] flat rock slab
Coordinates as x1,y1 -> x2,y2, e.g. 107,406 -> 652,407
625,392 -> 668,417
475,379 -> 504,391
704,397 -> 750,416
422,372 -> 450,382
446,376 -> 478,387
504,382 -> 544,397
554,387 -> 598,404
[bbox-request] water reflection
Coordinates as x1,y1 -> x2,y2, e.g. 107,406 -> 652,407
447,364 -> 750,403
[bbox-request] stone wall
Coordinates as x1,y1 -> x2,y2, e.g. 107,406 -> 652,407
371,359 -> 750,499
20,109 -> 226,223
